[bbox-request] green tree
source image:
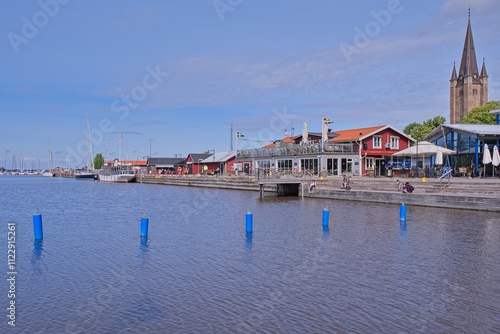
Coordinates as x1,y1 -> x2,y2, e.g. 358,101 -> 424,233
403,116 -> 446,141
459,101 -> 500,124
94,153 -> 104,170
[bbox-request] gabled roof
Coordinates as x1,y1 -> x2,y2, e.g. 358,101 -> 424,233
147,157 -> 185,166
200,151 -> 236,163
187,153 -> 212,162
329,125 -> 384,142
330,125 -> 414,142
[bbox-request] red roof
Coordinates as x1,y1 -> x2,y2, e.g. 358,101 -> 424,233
263,136 -> 296,148
330,126 -> 385,142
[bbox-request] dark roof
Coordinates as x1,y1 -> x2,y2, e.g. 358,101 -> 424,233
188,153 -> 212,161
458,17 -> 479,78
147,157 -> 185,166
480,59 -> 488,77
450,62 -> 458,80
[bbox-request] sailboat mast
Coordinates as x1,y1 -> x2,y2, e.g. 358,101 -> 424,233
86,112 -> 94,170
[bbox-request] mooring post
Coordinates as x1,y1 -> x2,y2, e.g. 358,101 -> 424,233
33,212 -> 43,240
246,211 -> 253,233
400,204 -> 407,223
322,207 -> 329,227
140,217 -> 149,238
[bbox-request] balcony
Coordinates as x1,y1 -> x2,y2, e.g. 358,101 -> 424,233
237,142 -> 355,159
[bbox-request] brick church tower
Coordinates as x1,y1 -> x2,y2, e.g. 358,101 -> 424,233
450,12 -> 488,124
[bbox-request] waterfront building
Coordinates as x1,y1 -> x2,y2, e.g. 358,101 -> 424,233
424,123 -> 500,176
450,13 -> 488,124
146,157 -> 185,174
199,151 -> 236,175
185,153 -> 213,175
237,125 -> 413,177
330,125 -> 413,177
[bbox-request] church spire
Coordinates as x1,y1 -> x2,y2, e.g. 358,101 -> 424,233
480,58 -> 488,77
458,10 -> 479,78
450,61 -> 457,80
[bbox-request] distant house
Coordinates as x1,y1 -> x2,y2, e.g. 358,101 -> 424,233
147,157 -> 186,174
199,151 -> 236,175
185,153 -> 213,174
330,125 -> 414,177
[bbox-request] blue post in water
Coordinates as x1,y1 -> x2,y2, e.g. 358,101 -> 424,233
246,212 -> 253,233
322,208 -> 330,227
400,204 -> 407,223
33,213 -> 43,240
140,217 -> 149,238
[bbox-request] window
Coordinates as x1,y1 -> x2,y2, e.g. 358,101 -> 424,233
365,157 -> 374,170
373,136 -> 382,149
390,136 -> 399,149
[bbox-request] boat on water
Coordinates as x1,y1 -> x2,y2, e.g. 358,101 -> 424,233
42,171 -> 54,177
75,112 -> 96,181
98,161 -> 136,183
74,171 -> 96,180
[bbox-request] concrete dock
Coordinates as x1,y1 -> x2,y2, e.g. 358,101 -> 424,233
135,174 -> 500,212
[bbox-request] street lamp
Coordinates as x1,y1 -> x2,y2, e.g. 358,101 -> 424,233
198,159 -> 203,175
148,139 -> 154,158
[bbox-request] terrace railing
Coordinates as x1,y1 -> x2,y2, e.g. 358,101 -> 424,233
237,142 -> 354,159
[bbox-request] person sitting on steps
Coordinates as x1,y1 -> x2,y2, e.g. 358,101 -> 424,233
341,174 -> 351,191
402,182 -> 414,193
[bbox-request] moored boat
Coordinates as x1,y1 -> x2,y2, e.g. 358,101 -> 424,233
74,171 -> 96,180
98,161 -> 135,183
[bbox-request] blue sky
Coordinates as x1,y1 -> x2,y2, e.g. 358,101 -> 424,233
1,0 -> 500,169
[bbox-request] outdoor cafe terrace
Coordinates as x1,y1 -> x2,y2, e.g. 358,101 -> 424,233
237,142 -> 356,159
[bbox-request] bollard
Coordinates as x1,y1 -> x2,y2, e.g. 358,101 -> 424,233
140,217 -> 149,238
33,213 -> 43,240
246,212 -> 253,233
400,204 -> 407,223
322,208 -> 329,227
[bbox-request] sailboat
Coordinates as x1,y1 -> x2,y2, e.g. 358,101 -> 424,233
75,112 -> 96,180
42,149 -> 54,177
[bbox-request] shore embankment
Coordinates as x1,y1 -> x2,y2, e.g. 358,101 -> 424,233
136,174 -> 500,212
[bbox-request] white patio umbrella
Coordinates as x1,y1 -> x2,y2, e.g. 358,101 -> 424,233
482,144 -> 492,177
392,141 -> 456,157
491,145 -> 499,177
301,122 -> 309,144
435,150 -> 443,166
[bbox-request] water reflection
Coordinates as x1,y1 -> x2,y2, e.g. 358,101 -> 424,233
140,236 -> 149,249
245,232 -> 253,251
31,240 -> 43,273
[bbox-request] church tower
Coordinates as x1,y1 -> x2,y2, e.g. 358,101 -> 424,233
450,12 -> 488,124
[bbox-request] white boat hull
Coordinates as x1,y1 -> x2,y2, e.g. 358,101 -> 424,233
98,172 -> 135,183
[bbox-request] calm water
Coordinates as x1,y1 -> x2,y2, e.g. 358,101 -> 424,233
1,175 -> 499,333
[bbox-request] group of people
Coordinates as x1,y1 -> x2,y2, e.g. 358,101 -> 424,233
396,179 -> 414,193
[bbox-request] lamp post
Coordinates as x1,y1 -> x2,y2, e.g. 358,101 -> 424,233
148,139 -> 154,158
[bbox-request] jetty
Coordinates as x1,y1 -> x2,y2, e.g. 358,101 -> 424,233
136,174 -> 500,212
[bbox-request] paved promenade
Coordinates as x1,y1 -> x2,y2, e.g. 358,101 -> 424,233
137,174 -> 500,212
